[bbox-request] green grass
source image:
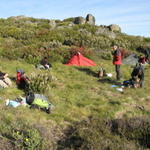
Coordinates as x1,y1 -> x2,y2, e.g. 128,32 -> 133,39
1,58 -> 150,122
0,58 -> 150,149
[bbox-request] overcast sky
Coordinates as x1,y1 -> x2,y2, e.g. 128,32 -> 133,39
0,0 -> 149,37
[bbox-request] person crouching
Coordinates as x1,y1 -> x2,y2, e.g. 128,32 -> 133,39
131,63 -> 144,88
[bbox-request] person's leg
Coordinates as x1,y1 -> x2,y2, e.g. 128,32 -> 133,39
0,80 -> 8,88
115,65 -> 121,80
4,77 -> 12,86
139,78 -> 144,88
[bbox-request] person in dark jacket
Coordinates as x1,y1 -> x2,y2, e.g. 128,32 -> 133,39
131,63 -> 144,88
40,57 -> 52,69
112,45 -> 122,80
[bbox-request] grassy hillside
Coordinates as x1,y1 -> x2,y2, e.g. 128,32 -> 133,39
0,16 -> 150,150
0,16 -> 150,65
0,57 -> 150,149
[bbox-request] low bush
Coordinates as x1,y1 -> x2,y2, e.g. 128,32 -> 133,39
57,117 -> 142,150
110,117 -> 150,148
0,121 -> 46,150
27,71 -> 53,94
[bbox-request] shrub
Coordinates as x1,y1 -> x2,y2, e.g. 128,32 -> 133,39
27,71 -> 53,94
0,122 -> 46,150
110,117 -> 150,148
12,128 -> 44,150
100,52 -> 112,60
57,117 -> 141,150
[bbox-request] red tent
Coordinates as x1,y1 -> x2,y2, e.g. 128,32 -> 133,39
65,52 -> 96,66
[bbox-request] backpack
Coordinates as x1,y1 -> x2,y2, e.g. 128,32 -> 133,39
123,79 -> 134,87
98,67 -> 106,78
31,98 -> 52,114
26,92 -> 35,105
26,92 -> 52,114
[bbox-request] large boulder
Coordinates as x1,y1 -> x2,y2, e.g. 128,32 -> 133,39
108,24 -> 121,32
86,14 -> 95,25
74,17 -> 86,25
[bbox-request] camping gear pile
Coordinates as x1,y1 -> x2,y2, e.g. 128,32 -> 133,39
111,85 -> 124,93
97,67 -> 113,78
26,92 -> 53,114
111,63 -> 145,92
6,93 -> 53,114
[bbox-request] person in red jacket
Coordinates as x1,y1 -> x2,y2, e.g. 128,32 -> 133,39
16,70 -> 29,89
112,45 -> 122,80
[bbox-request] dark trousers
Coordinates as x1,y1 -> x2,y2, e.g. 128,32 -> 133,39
138,75 -> 144,88
115,65 -> 121,80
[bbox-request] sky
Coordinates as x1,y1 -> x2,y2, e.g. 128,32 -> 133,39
0,0 -> 149,37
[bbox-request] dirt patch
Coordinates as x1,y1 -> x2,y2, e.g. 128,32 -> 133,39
0,137 -> 14,150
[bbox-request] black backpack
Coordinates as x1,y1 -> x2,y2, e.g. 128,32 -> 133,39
26,92 -> 35,105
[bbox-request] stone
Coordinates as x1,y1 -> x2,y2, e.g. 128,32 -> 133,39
49,20 -> 56,28
86,14 -> 95,25
96,27 -> 116,39
108,24 -> 121,32
74,17 -> 86,25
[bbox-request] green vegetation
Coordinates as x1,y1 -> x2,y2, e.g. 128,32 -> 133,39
0,16 -> 149,64
0,16 -> 150,149
0,58 -> 150,149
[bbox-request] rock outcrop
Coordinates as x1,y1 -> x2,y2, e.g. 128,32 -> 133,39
8,15 -> 28,20
49,20 -> 56,28
74,14 -> 95,25
108,24 -> 121,32
86,14 -> 95,25
96,27 -> 116,39
74,17 -> 86,25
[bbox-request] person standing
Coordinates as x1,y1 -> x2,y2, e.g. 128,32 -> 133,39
112,45 -> 122,80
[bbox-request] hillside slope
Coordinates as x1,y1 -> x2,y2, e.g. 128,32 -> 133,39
0,58 -> 150,149
0,15 -> 150,150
